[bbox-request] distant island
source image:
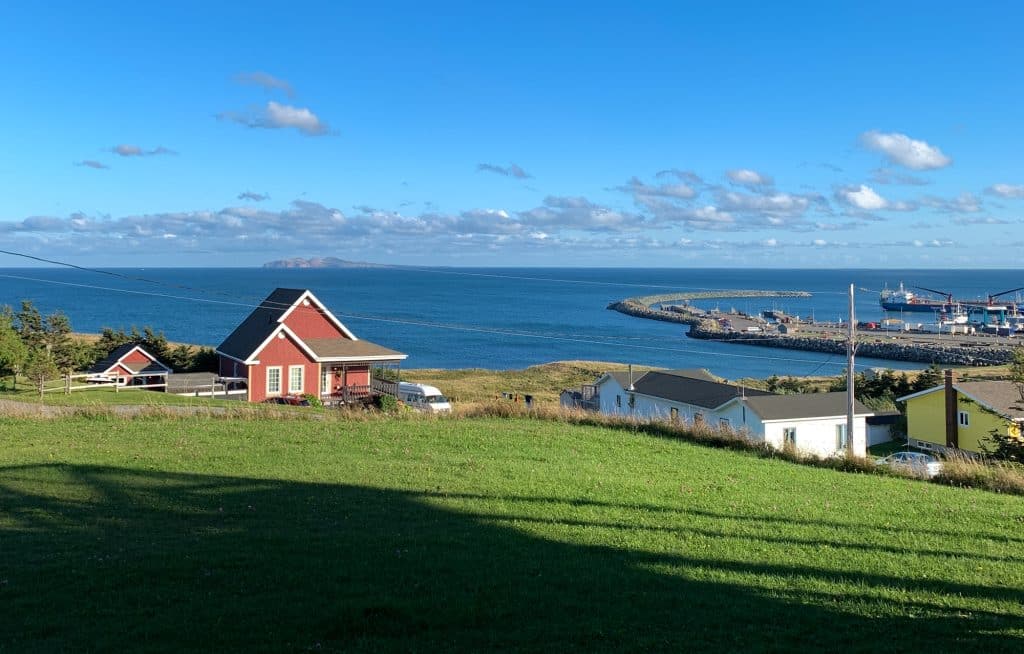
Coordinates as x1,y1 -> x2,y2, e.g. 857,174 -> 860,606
262,257 -> 392,269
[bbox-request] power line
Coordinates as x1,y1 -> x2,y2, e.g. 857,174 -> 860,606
0,272 -> 886,369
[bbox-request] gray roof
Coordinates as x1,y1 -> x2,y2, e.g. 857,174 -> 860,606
121,360 -> 170,375
602,368 -> 718,390
742,392 -> 871,421
216,288 -> 308,361
633,371 -> 774,409
957,381 -> 1024,420
304,338 -> 406,360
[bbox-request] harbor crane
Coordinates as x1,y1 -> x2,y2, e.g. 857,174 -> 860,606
913,286 -> 954,305
987,286 -> 1024,306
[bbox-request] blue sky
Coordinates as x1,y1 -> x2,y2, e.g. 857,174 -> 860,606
1,1 -> 1022,267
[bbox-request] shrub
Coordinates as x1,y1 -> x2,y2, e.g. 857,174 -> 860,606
376,394 -> 399,413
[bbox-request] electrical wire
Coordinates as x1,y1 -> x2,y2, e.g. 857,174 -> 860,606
0,272 -> 891,369
1,248 -> 1011,367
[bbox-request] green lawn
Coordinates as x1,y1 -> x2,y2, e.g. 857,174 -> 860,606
2,416 -> 1023,652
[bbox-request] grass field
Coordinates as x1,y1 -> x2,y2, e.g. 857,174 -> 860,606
2,415 -> 1023,652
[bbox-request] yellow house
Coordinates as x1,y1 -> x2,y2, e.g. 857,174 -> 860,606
898,374 -> 1024,455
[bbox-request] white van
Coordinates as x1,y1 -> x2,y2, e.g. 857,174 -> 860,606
397,382 -> 452,413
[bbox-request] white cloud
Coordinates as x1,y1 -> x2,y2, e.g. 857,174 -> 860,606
716,191 -> 812,217
952,216 -> 1009,225
219,102 -> 329,136
477,163 -> 532,179
238,191 -> 270,202
813,239 -> 827,246
860,130 -> 951,170
920,192 -> 982,213
75,160 -> 109,170
265,102 -> 327,135
110,144 -> 176,157
986,183 -> 1024,199
835,184 -> 888,211
620,177 -> 697,201
726,168 -> 773,187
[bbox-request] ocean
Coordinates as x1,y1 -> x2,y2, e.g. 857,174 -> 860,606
2,267 -> 1022,379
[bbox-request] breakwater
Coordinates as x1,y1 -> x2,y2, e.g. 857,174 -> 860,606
608,290 -> 1014,366
607,289 -> 810,327
687,324 -> 1013,366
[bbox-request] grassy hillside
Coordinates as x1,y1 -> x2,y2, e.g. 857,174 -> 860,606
2,415 -> 1022,652
395,360 -> 677,404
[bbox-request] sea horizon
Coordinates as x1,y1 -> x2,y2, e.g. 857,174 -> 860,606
4,266 -> 1022,379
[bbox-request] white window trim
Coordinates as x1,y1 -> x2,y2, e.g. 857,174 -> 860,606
958,410 -> 969,427
320,366 -> 329,395
289,365 -> 304,394
836,424 -> 848,450
267,366 -> 282,396
784,427 -> 797,445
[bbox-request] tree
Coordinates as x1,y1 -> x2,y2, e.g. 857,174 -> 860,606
1010,345 -> 1024,403
0,312 -> 28,390
44,311 -> 78,374
911,364 -> 943,393
23,347 -> 58,399
16,300 -> 45,350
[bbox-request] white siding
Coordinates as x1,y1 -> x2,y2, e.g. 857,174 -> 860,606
867,423 -> 894,446
761,415 -> 867,458
596,377 -> 630,416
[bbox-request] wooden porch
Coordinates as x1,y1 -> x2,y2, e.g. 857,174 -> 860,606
320,362 -> 401,407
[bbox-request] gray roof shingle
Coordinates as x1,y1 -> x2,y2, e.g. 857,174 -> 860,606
742,392 -> 871,421
957,381 -> 1024,420
632,371 -> 774,409
216,288 -> 307,361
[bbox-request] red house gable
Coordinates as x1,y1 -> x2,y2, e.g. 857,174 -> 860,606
279,292 -> 352,342
215,288 -> 407,403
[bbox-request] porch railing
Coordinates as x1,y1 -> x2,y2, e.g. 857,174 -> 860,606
372,378 -> 398,397
321,378 -> 399,405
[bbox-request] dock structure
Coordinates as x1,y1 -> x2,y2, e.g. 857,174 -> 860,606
608,290 -> 1018,367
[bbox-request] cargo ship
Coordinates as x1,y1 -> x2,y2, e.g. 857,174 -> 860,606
879,283 -> 953,313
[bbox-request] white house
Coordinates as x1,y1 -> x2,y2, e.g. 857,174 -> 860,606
593,369 -> 871,457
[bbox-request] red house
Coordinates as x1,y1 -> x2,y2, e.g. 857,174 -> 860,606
215,288 -> 407,404
87,343 -> 172,387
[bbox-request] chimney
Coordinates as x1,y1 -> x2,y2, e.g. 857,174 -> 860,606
944,369 -> 958,449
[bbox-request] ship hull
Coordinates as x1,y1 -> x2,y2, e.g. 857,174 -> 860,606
881,301 -> 951,313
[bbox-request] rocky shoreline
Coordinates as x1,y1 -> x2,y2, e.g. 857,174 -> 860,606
608,291 -> 1014,367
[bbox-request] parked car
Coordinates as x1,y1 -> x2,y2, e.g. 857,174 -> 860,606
398,382 -> 452,413
875,452 -> 942,478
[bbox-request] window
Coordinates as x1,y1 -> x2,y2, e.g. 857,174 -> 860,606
266,366 -> 282,395
693,413 -> 704,424
719,418 -> 730,429
289,365 -> 304,394
321,367 -> 329,394
670,407 -> 679,422
836,424 -> 848,450
958,411 -> 970,427
615,395 -> 622,408
783,427 -> 797,446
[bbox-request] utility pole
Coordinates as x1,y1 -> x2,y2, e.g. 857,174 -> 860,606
846,283 -> 857,458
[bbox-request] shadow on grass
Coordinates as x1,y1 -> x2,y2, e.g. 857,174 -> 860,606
1,464 -> 1021,652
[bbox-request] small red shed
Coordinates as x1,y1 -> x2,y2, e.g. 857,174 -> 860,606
87,343 -> 172,387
